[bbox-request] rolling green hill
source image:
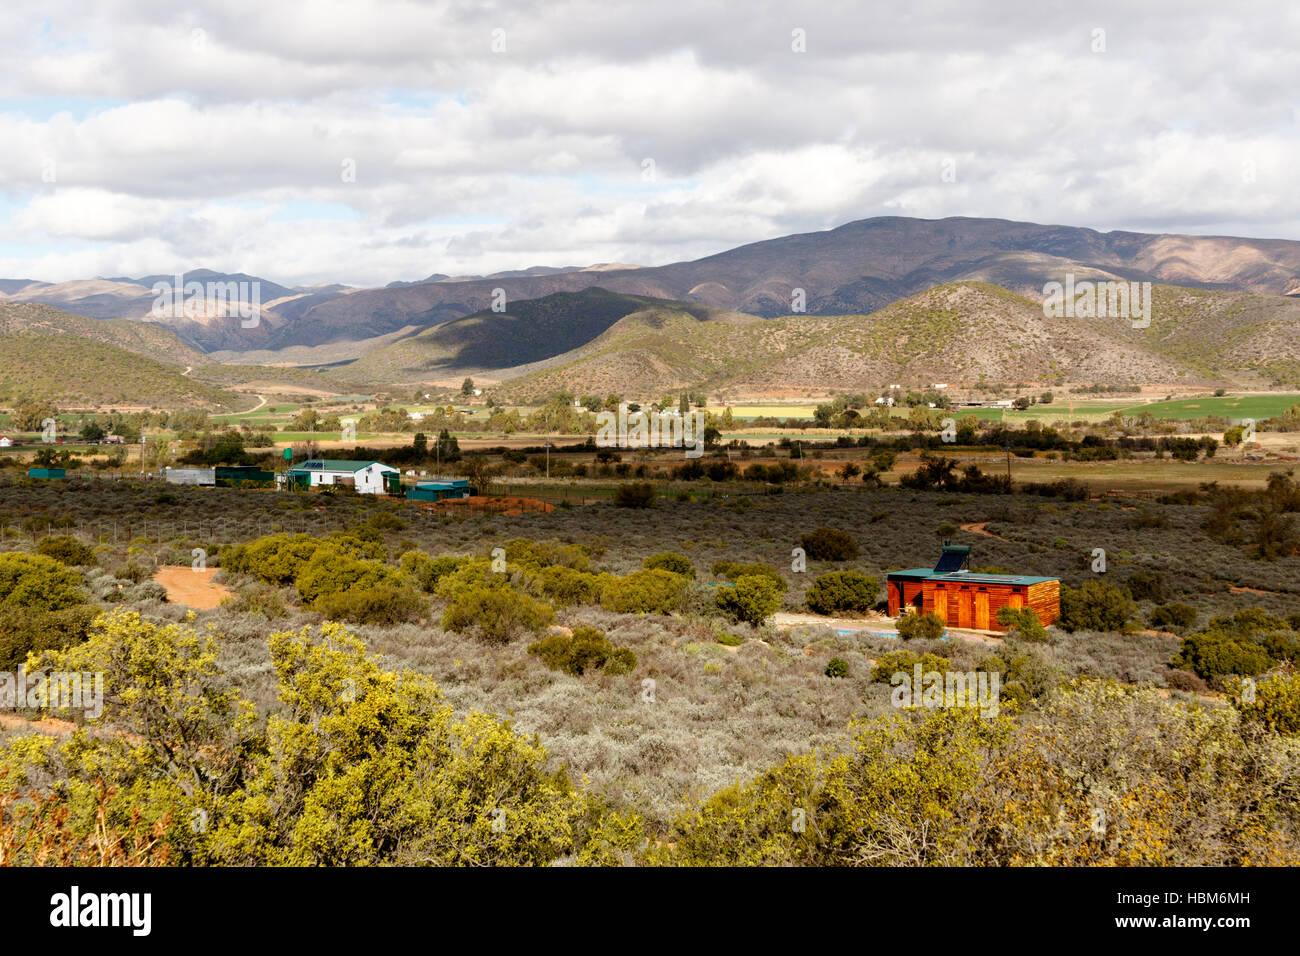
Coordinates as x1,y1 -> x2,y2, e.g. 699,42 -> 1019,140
0,301 -> 207,367
0,332 -> 249,409
475,281 -> 1300,399
340,288 -> 725,380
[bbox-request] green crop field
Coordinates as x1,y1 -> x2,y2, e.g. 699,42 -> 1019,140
1119,394 -> 1300,421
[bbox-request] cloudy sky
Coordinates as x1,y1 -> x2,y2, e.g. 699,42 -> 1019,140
1,0 -> 1296,287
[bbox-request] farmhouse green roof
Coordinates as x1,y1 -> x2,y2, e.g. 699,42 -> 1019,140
289,459 -> 390,473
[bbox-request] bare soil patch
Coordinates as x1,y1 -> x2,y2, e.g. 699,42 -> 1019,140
153,566 -> 233,609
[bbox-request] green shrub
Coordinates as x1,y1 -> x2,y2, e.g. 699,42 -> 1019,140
799,527 -> 859,561
716,632 -> 743,647
295,546 -> 408,604
505,538 -> 591,571
35,535 -> 97,567
442,585 -> 555,643
1150,603 -> 1198,632
1204,608 -> 1289,641
365,510 -> 407,531
1125,569 -> 1170,603
606,647 -> 637,674
433,558 -> 507,601
712,561 -> 787,591
0,605 -> 98,670
896,611 -> 946,641
527,625 -> 637,676
527,566 -> 605,607
996,606 -> 1047,642
871,650 -> 951,683
716,574 -> 783,625
825,657 -> 849,678
225,533 -> 323,584
398,551 -> 465,592
1058,580 -> 1137,633
313,584 -> 425,625
327,527 -> 387,561
613,483 -> 655,508
0,553 -> 87,611
643,552 -> 695,578
600,569 -> 688,614
805,571 -> 878,615
977,646 -> 1058,706
1169,631 -> 1274,681
1231,672 -> 1300,735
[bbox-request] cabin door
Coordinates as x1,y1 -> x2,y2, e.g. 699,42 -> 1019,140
974,590 -> 990,630
956,589 -> 973,629
932,588 -> 947,624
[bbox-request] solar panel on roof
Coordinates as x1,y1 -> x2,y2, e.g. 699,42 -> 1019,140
933,547 -> 970,573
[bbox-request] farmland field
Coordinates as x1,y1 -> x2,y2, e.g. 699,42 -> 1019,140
1118,393 -> 1300,421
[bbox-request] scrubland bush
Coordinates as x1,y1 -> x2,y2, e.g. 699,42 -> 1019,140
871,649 -> 951,682
222,533 -> 321,584
527,565 -> 606,607
613,483 -> 654,508
997,606 -> 1048,642
505,538 -> 591,571
0,605 -> 98,670
1170,631 -> 1276,681
35,535 -> 97,567
1150,603 -> 1198,632
1058,580 -> 1137,633
896,611 -> 946,641
434,558 -> 505,601
1164,669 -> 1208,694
1230,672 -> 1300,735
313,584 -> 424,625
978,644 -> 1058,706
799,527 -> 859,561
643,552 -> 695,578
398,550 -> 465,592
824,657 -> 849,678
599,569 -> 688,614
1125,569 -> 1171,603
711,561 -> 787,590
651,681 -> 1300,865
294,547 -> 407,605
0,553 -> 86,611
442,585 -> 555,643
805,571 -> 879,616
716,574 -> 783,625
11,611 -> 591,865
528,626 -> 637,676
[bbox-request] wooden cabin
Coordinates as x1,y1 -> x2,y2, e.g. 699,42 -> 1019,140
886,544 -> 1059,631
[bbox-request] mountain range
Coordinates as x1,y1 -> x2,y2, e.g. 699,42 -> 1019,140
2,216 -> 1299,401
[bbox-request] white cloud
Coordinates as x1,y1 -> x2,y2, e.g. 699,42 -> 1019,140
0,0 -> 1297,285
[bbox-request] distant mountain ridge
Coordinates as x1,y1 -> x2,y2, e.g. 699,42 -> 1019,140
3,216 -> 1299,360
343,281 -> 1300,396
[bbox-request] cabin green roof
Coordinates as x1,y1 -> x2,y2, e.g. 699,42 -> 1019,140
887,569 -> 1058,586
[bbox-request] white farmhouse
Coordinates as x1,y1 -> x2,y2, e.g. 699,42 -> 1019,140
286,459 -> 399,495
